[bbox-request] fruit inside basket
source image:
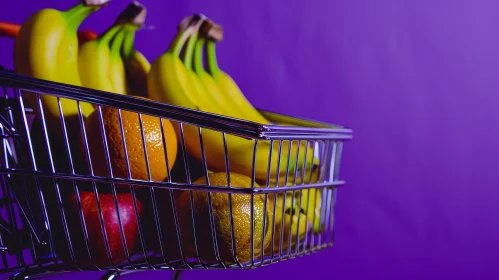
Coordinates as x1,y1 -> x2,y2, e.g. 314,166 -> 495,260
0,0 -> 352,278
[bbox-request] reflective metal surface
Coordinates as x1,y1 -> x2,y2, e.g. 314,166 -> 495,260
0,69 -> 352,279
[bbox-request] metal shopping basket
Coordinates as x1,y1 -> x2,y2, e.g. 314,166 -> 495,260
0,67 -> 353,279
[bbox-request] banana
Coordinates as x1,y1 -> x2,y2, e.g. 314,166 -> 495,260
193,37 -> 247,119
78,24 -> 126,94
108,27 -> 128,94
204,39 -> 271,125
78,2 -> 149,96
13,0 -> 109,135
196,23 -> 319,186
186,19 -> 318,186
121,26 -> 151,98
181,20 -> 228,115
147,18 -> 311,183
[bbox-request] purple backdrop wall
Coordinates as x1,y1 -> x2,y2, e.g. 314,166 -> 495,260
1,0 -> 498,279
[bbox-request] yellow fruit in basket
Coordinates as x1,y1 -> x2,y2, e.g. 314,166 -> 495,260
175,172 -> 272,264
147,16 -> 318,186
13,0 -> 109,136
266,188 -> 322,255
81,97 -> 178,182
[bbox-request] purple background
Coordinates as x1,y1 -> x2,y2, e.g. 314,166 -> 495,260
1,0 -> 498,279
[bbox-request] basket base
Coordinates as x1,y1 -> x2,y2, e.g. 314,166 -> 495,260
100,270 -> 183,280
7,267 -> 184,280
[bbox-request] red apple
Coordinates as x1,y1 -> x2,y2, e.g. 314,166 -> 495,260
64,190 -> 143,268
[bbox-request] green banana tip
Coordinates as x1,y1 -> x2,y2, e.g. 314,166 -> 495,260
121,27 -> 138,58
205,38 -> 220,77
167,23 -> 200,56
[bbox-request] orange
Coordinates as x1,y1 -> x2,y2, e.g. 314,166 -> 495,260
174,172 -> 272,264
81,97 -> 178,182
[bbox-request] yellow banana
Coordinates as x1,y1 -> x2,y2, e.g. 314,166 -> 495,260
79,2 -> 148,96
108,27 -> 128,94
195,32 -> 318,186
13,0 -> 108,135
194,21 -> 319,185
204,39 -> 271,125
180,20 -> 228,115
78,24 -> 126,94
266,187 -> 323,254
192,38 -> 246,119
121,26 -> 151,98
147,19 -> 311,183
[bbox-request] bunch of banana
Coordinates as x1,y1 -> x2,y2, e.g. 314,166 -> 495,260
78,1 -> 148,96
120,5 -> 151,98
147,15 -> 318,184
199,20 -> 320,186
14,0 -> 110,135
200,23 -> 271,125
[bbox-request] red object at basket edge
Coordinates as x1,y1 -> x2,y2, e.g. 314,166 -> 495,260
0,21 -> 98,45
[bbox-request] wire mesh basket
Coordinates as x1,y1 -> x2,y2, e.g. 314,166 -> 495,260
0,67 -> 353,279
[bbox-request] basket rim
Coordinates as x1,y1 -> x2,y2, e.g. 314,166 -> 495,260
0,69 -> 353,141
0,168 -> 345,194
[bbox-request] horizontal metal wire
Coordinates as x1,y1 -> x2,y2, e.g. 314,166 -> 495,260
0,168 -> 345,194
0,70 -> 353,141
0,69 -> 349,279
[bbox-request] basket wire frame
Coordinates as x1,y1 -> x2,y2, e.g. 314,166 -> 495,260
0,69 -> 352,279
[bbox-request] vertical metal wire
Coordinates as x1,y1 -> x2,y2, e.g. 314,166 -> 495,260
326,141 -> 339,246
295,140 -> 311,256
115,109 -> 151,268
309,141 -> 328,253
249,139 -> 258,267
222,132 -> 241,268
300,140 -> 315,256
328,186 -> 337,248
334,142 -> 344,183
19,92 -> 55,264
317,140 -> 334,250
278,141 -> 293,259
293,190 -> 305,256
0,129 -> 23,267
269,140 -> 283,262
0,180 -> 9,269
329,141 -> 343,248
160,118 -> 191,269
107,184 -> 134,269
132,112 -> 166,268
74,101 -> 98,268
55,97 -> 85,269
177,123 -> 204,267
198,127 -> 225,268
93,105 -> 120,269
14,90 -> 56,266
324,141 -> 337,246
259,139 -> 273,266
1,89 -> 28,267
286,140 -> 302,256
56,98 -> 74,175
178,123 -> 191,183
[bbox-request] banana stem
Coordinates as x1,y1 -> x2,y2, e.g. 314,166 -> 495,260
121,26 -> 136,59
98,24 -> 123,46
64,2 -> 101,30
110,27 -> 127,56
167,25 -> 196,57
181,31 -> 198,70
205,40 -> 221,78
193,37 -> 206,74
